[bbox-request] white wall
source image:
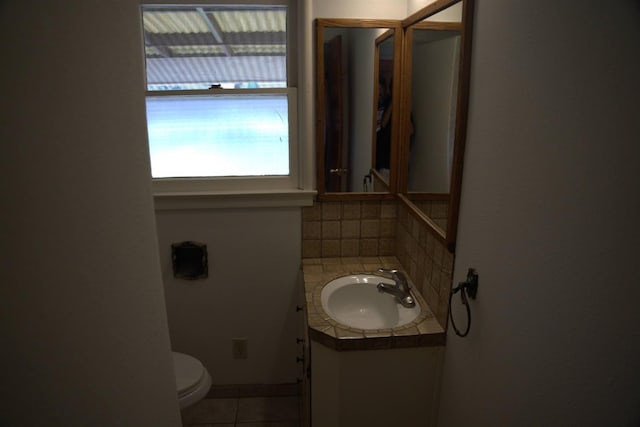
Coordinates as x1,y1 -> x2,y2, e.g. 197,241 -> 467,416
407,0 -> 431,15
407,0 -> 462,21
314,0 -> 407,19
155,208 -> 302,384
0,1 -> 180,426
439,1 -> 640,426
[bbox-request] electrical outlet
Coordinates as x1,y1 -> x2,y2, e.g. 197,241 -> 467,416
232,338 -> 248,359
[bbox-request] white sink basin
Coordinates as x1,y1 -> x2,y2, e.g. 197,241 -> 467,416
320,274 -> 421,330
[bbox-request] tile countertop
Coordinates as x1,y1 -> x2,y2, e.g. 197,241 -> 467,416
302,257 -> 445,351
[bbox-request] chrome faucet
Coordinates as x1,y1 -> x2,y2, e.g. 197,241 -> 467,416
376,268 -> 416,308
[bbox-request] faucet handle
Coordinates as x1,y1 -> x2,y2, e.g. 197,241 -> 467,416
377,268 -> 406,283
377,268 -> 410,291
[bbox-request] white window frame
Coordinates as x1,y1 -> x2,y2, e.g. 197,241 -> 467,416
140,0 -> 315,208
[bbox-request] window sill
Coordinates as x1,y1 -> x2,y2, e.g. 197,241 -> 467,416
153,189 -> 317,210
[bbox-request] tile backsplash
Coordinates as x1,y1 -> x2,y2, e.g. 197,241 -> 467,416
302,200 -> 397,258
302,199 -> 453,329
411,200 -> 449,231
395,202 -> 453,329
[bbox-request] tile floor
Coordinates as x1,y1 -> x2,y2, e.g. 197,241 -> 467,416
181,396 -> 300,427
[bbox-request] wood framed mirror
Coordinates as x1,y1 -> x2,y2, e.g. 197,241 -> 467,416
315,19 -> 402,200
398,0 -> 475,252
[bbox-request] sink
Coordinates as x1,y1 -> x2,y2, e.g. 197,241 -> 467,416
320,274 -> 421,330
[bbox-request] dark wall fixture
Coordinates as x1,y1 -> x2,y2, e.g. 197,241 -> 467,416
172,241 -> 208,280
449,268 -> 478,337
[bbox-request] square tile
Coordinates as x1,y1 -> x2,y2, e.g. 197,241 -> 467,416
341,239 -> 360,257
380,201 -> 397,218
302,221 -> 321,239
302,264 -> 323,274
438,270 -> 452,294
361,201 -> 381,218
408,234 -> 419,261
361,219 -> 380,238
342,201 -> 361,219
379,219 -> 396,238
378,238 -> 395,256
302,204 -> 321,221
410,216 -> 420,238
431,201 -> 448,219
237,396 -> 300,423
323,262 -> 347,272
417,201 -> 432,216
301,240 -> 321,258
442,249 -> 454,273
321,240 -> 340,257
418,224 -> 428,248
407,258 -> 418,283
321,220 -> 341,239
423,282 -> 440,311
398,204 -> 410,228
359,239 -> 379,256
423,256 -> 434,285
181,398 -> 238,425
321,202 -> 341,220
433,240 -> 445,267
425,232 -> 435,258
341,220 -> 360,238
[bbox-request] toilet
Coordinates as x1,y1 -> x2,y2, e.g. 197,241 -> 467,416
172,351 -> 212,409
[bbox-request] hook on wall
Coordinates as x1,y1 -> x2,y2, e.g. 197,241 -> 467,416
449,268 -> 478,337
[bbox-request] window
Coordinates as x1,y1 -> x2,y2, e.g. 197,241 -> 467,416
141,4 -> 299,194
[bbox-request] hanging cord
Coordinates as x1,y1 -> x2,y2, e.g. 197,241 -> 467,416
449,269 -> 479,337
363,173 -> 372,192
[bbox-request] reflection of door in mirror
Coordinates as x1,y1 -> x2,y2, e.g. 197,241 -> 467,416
316,20 -> 401,196
408,26 -> 461,193
324,28 -> 383,193
320,25 -> 397,194
324,35 -> 345,192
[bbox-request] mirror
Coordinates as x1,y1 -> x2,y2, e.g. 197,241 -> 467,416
399,0 -> 474,251
373,30 -> 395,189
315,19 -> 402,198
407,25 -> 461,194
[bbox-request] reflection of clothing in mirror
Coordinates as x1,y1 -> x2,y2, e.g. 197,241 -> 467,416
376,95 -> 392,170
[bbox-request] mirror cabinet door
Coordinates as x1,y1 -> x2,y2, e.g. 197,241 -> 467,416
399,0 -> 474,251
315,19 -> 402,198
407,24 -> 461,195
313,1 -> 474,251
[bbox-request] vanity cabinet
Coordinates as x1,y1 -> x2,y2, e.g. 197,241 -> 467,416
302,257 -> 446,426
311,341 -> 444,427
297,269 -> 311,427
